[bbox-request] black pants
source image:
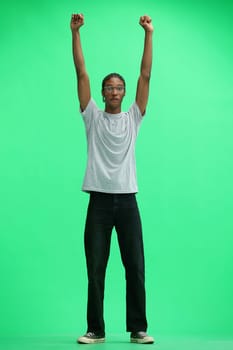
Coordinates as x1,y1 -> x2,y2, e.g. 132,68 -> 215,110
84,191 -> 148,335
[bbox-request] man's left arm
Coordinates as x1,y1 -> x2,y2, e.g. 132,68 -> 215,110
136,15 -> 154,116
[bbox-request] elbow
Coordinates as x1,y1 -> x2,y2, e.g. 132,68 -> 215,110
141,69 -> 151,81
76,69 -> 89,80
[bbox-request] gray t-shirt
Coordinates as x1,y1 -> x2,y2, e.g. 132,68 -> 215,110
81,98 -> 143,193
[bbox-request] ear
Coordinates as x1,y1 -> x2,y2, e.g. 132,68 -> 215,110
101,90 -> 106,102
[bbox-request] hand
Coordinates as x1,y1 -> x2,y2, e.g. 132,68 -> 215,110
70,13 -> 84,32
139,15 -> 153,32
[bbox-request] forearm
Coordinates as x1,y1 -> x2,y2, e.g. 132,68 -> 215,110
140,31 -> 153,80
72,30 -> 87,78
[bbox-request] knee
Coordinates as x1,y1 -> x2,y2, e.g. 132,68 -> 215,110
125,264 -> 145,281
87,264 -> 107,282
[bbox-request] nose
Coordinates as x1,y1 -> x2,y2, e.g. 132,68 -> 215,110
111,88 -> 118,94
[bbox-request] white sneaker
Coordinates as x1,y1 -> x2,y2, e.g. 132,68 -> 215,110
77,332 -> 105,344
130,331 -> 154,344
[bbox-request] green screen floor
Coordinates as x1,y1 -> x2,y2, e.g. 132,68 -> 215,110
0,335 -> 233,350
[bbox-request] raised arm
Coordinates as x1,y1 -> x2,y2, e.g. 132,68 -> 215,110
70,14 -> 91,111
136,15 -> 154,115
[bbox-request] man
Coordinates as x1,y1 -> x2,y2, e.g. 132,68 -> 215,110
70,13 -> 154,344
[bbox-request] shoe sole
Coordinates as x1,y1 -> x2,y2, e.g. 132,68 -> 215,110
131,338 -> 154,344
77,338 -> 105,344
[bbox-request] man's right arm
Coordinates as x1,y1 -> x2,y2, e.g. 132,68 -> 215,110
70,14 -> 91,111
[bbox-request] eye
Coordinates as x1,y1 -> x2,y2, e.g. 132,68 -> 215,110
116,87 -> 124,92
104,86 -> 113,92
103,86 -> 124,93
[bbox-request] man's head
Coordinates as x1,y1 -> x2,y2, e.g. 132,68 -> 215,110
102,73 -> 126,113
102,73 -> 126,92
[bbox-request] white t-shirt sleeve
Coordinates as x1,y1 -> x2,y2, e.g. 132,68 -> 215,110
128,102 -> 144,134
80,98 -> 99,131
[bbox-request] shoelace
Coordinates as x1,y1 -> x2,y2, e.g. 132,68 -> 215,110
86,332 -> 96,337
132,331 -> 148,338
138,332 -> 147,336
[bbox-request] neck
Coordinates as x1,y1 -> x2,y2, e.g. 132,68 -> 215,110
105,105 -> 121,114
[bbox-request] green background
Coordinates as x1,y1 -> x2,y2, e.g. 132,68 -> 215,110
0,0 -> 233,340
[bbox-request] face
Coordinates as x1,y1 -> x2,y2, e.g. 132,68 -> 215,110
102,77 -> 125,113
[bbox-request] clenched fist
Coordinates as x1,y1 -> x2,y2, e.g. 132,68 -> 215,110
70,13 -> 84,32
139,15 -> 153,32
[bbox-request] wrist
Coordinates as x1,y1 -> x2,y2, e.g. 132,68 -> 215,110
71,29 -> 80,36
145,29 -> 153,34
